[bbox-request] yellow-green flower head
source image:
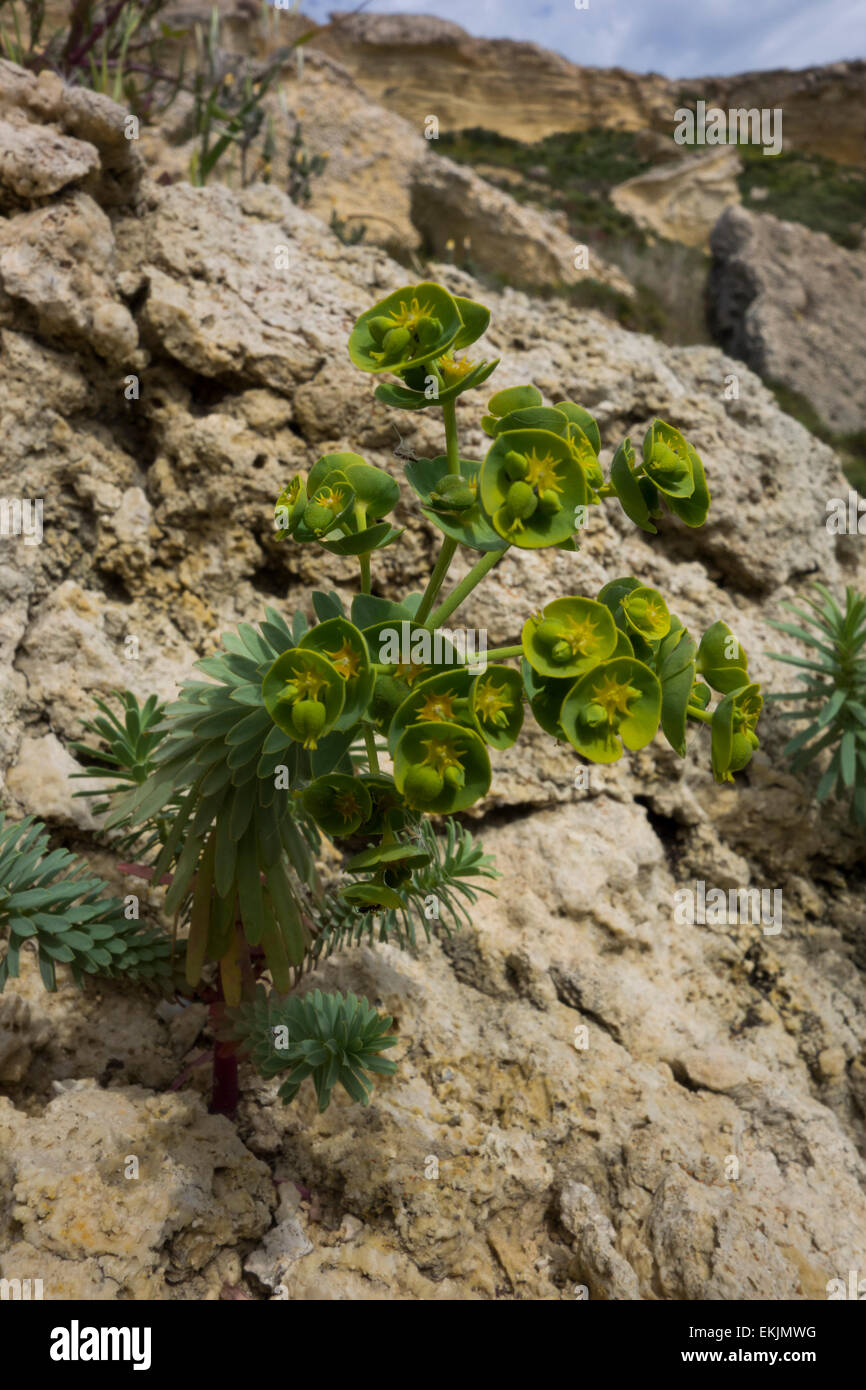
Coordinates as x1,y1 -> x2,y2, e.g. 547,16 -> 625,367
481,429 -> 587,549
349,283 -> 463,375
560,657 -> 662,764
522,597 -> 618,680
394,720 -> 490,813
262,648 -> 345,749
303,773 -> 373,836
711,683 -> 762,782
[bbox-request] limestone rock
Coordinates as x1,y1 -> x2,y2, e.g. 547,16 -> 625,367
0,191 -> 138,359
0,993 -> 52,1083
611,148 -> 742,251
410,155 -> 635,296
315,16 -> 866,167
5,733 -> 100,829
0,111 -> 100,204
0,1086 -> 275,1299
708,206 -> 866,434
0,58 -> 144,206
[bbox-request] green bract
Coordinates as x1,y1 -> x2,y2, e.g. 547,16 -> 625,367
303,774 -> 372,836
394,720 -> 491,813
262,648 -> 345,749
387,668 -> 476,758
521,659 -> 573,739
611,439 -> 658,534
349,282 -> 463,374
656,620 -> 699,758
470,666 -> 524,749
480,428 -> 588,548
711,683 -> 763,783
560,657 -> 662,763
404,454 -> 506,552
298,617 -> 373,731
522,597 -> 618,679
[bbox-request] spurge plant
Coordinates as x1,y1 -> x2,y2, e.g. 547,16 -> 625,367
0,281 -> 762,1115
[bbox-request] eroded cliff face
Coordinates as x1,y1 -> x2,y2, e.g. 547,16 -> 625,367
1,56 -> 866,1301
309,13 -> 866,167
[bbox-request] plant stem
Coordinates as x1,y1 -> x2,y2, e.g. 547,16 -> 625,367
359,553 -> 371,594
426,549 -> 504,630
364,727 -> 380,773
414,536 -> 458,623
211,1041 -> 240,1117
686,705 -> 713,724
442,398 -> 461,475
484,644 -> 523,661
413,395 -> 464,622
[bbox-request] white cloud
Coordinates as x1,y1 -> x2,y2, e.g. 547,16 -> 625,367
295,0 -> 865,77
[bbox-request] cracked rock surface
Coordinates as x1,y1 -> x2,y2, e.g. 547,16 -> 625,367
0,56 -> 865,1299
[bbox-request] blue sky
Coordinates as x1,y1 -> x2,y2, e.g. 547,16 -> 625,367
294,0 -> 866,78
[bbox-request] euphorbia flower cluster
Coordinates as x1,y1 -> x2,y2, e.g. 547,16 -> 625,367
263,278 -> 762,918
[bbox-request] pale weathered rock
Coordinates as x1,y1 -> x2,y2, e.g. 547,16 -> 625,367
611,148 -> 742,251
244,1217 -> 313,1291
0,1086 -> 275,1298
0,993 -> 52,1083
708,205 -> 866,433
5,733 -> 100,829
410,155 -> 635,295
0,191 -> 139,359
0,111 -> 100,203
0,58 -> 144,202
0,59 -> 865,1304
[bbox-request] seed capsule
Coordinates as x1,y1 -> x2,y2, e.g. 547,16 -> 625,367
430,475 -> 475,511
729,732 -> 756,771
368,315 -> 395,343
582,701 -> 608,727
506,481 -> 537,519
415,315 -> 442,345
504,450 -> 529,481
291,699 -> 327,748
303,502 -> 337,534
535,618 -> 567,649
551,640 -> 572,664
443,764 -> 465,791
537,489 -> 561,515
404,764 -> 444,806
382,326 -> 411,358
